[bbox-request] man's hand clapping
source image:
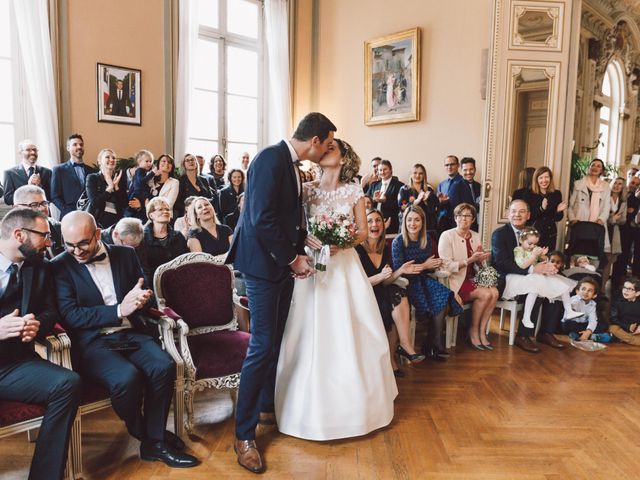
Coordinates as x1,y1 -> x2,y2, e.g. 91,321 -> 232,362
120,278 -> 153,317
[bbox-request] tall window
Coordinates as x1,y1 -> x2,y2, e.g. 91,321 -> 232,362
0,0 -> 15,167
597,61 -> 624,164
187,0 -> 263,169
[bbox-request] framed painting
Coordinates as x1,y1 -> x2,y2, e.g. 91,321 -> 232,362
97,63 -> 142,126
364,28 -> 420,126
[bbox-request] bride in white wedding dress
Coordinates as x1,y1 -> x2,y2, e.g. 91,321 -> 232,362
274,138 -> 398,441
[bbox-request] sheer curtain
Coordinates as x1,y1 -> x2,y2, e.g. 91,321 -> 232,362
11,0 -> 59,167
174,0 -> 199,165
264,0 -> 291,143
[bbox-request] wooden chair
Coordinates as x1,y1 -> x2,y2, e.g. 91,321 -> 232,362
153,252 -> 250,431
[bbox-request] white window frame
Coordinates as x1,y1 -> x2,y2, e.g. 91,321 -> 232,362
597,60 -> 625,166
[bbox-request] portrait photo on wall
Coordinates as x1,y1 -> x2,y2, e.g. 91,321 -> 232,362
97,63 -> 141,126
364,28 -> 420,126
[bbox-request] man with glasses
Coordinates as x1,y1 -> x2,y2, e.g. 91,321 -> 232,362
437,155 -> 467,232
0,208 -> 81,480
368,159 -> 404,233
52,211 -> 199,469
13,185 -> 64,259
3,140 -> 53,206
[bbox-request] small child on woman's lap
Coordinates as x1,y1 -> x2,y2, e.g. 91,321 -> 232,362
503,227 -> 582,328
562,276 -> 603,340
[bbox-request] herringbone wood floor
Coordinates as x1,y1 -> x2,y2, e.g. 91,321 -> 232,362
2,320 -> 640,480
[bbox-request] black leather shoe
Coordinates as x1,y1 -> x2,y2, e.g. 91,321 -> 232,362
140,441 -> 200,468
397,345 -> 426,363
393,369 -> 406,378
165,430 -> 185,451
466,337 -> 485,351
424,346 -> 447,362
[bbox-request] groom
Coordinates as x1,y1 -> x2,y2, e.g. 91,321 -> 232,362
227,112 -> 336,473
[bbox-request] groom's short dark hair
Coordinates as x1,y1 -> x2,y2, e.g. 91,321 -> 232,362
292,112 -> 337,143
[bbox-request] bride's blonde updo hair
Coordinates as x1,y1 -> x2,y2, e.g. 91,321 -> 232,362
335,138 -> 361,183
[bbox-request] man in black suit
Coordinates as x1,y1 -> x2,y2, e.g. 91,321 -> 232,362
52,211 -> 199,469
0,208 -> 81,480
13,185 -> 65,259
3,140 -> 52,206
107,80 -> 133,117
491,199 -> 560,353
227,112 -> 335,473
51,133 -> 95,219
368,159 -> 404,233
460,157 -> 482,232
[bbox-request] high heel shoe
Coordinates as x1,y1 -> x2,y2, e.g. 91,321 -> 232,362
397,345 -> 426,363
480,342 -> 494,351
466,336 -> 486,351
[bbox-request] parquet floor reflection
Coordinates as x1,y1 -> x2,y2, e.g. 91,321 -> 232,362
2,320 -> 640,479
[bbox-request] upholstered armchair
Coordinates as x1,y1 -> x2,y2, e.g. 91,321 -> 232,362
153,252 -> 250,431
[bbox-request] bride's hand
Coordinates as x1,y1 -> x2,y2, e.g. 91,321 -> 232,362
304,234 -> 323,250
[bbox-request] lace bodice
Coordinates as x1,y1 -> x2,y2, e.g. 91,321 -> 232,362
304,182 -> 364,221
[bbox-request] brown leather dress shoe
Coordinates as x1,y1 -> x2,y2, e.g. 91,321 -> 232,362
538,332 -> 565,349
514,336 -> 540,353
234,438 -> 264,474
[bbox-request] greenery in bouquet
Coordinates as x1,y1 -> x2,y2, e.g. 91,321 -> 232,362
473,264 -> 499,288
308,212 -> 357,248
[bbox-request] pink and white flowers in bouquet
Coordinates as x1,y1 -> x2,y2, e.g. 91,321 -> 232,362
308,212 -> 357,271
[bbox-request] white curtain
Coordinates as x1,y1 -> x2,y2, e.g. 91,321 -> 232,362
11,0 -> 59,167
174,0 -> 199,165
264,0 -> 291,143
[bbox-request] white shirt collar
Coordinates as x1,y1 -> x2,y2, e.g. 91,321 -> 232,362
22,163 -> 36,174
0,252 -> 24,273
283,139 -> 300,163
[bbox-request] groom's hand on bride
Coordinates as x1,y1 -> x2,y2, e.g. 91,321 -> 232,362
291,255 -> 316,278
304,234 -> 323,250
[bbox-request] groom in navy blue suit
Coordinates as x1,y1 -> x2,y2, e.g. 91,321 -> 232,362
227,112 -> 336,473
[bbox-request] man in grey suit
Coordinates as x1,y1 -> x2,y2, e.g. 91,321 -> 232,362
3,140 -> 52,206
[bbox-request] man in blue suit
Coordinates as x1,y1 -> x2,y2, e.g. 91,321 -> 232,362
3,140 -> 52,206
460,157 -> 482,231
227,112 -> 336,473
51,134 -> 95,219
437,155 -> 467,232
52,211 -> 199,469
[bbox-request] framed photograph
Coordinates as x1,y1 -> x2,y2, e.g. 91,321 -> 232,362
97,63 -> 141,126
364,28 -> 420,126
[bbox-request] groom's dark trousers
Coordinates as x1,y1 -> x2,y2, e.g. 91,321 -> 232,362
226,140 -> 305,441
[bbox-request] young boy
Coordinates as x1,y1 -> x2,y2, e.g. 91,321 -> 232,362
609,276 -> 640,346
562,276 -> 604,341
126,149 -> 157,221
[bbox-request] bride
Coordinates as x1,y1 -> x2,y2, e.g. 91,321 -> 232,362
275,138 -> 398,441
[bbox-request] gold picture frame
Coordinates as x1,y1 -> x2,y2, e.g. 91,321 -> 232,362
364,28 -> 420,126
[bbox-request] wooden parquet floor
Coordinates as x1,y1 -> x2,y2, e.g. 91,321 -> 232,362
2,321 -> 640,480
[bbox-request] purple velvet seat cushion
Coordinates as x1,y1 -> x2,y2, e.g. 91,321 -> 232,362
0,401 -> 45,428
188,330 -> 250,380
161,263 -> 234,328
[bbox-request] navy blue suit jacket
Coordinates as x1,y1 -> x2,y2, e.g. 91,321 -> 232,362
52,245 -> 149,348
51,161 -> 96,218
491,223 -> 529,295
3,165 -> 52,205
437,173 -> 468,231
227,140 -> 304,280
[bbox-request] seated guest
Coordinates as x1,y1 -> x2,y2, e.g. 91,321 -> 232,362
102,217 -> 152,286
208,154 -> 227,190
174,196 -> 197,239
562,276 -> 604,341
357,209 -> 425,377
13,185 -> 65,258
369,160 -> 404,233
224,193 -> 244,231
609,276 -> 640,345
3,139 -> 52,206
398,163 -> 438,236
150,154 -> 179,209
0,208 -> 81,480
86,148 -> 128,229
144,197 -> 188,273
491,199 -> 561,353
391,206 -> 463,360
187,197 -> 233,256
219,169 -> 245,219
52,211 -> 199,468
175,153 -> 216,219
438,203 -> 498,350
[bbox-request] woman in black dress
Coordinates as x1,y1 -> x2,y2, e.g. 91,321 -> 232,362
186,196 -> 233,256
144,196 -> 188,274
85,148 -> 128,228
397,163 -> 438,235
218,169 -> 245,219
526,166 -> 567,250
208,154 -> 227,190
356,209 -> 425,377
175,153 -> 216,218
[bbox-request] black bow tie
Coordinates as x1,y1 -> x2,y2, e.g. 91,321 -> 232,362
86,252 -> 107,264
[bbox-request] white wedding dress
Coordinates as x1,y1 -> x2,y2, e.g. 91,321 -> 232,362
275,182 -> 398,441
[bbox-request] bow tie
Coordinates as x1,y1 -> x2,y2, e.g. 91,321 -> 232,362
86,252 -> 107,264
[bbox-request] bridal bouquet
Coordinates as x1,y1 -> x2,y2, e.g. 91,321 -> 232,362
473,264 -> 499,288
308,212 -> 357,271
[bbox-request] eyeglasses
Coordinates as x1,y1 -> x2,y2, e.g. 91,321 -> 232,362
17,201 -> 50,209
444,163 -> 458,167
64,233 -> 96,252
455,214 -> 473,219
622,286 -> 636,292
21,228 -> 51,240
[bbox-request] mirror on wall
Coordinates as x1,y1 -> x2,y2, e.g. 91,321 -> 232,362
505,67 -> 551,207
517,10 -> 554,43
512,5 -> 562,49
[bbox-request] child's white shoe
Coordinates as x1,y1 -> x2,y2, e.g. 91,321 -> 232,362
521,317 -> 534,328
564,309 -> 584,320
